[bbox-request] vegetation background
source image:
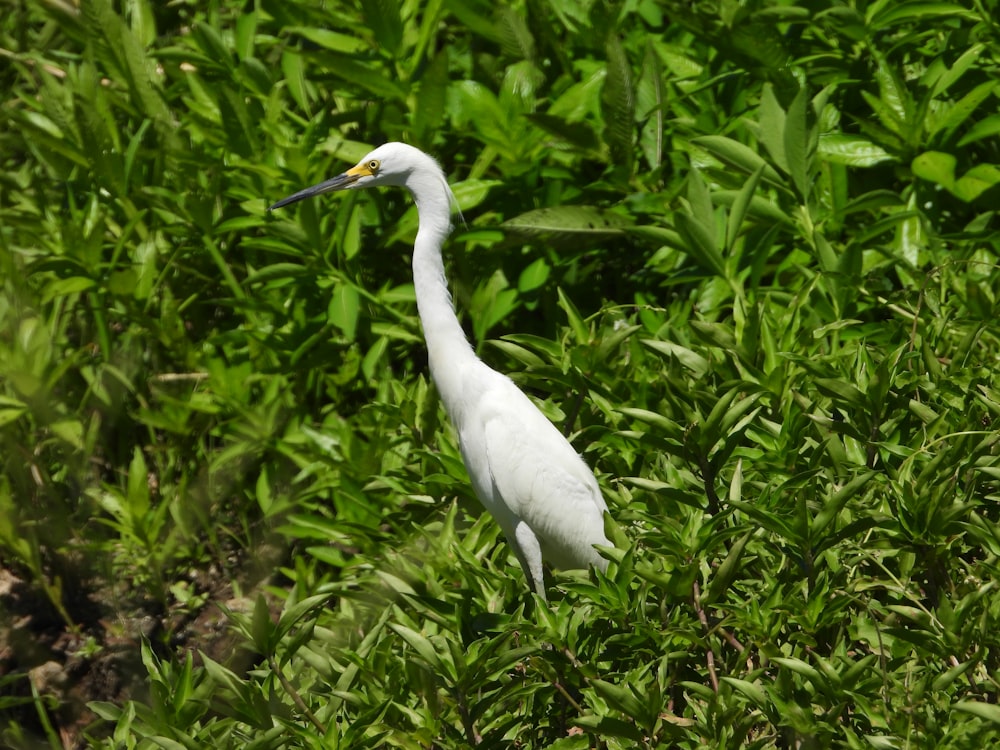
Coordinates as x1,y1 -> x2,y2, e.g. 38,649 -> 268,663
2,0 -> 1000,747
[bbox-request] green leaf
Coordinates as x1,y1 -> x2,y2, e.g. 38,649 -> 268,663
497,6 -> 535,61
499,333 -> 562,361
869,2 -> 977,29
589,678 -> 646,720
953,701 -> 1000,724
517,258 -> 550,293
641,340 -> 710,378
126,447 -> 150,520
571,715 -> 644,741
250,593 -> 274,653
818,134 -> 895,167
676,194 -> 726,279
388,623 -> 445,675
285,26 -> 367,53
50,420 -> 84,450
602,34 -> 635,175
499,61 -> 543,119
234,11 -> 258,60
452,179 -> 502,212
329,283 -> 360,340
958,114 -> 1000,147
413,50 -> 449,142
437,3 -> 492,40
325,57 -> 407,100
192,21 -> 234,71
280,50 -> 309,112
913,151 -> 1000,201
491,339 -> 546,368
772,656 -> 824,685
557,288 -> 589,345
894,192 -> 923,266
452,80 -> 509,151
527,113 -> 600,151
815,378 -> 867,408
42,276 -> 97,303
502,206 -> 631,238
200,652 -> 249,702
705,387 -> 760,439
246,263 -> 311,284
685,167 -> 714,242
637,40 -> 665,168
720,676 -> 768,706
953,164 -> 1000,202
361,0 -> 403,56
784,86 -> 811,197
692,135 -> 785,186
706,531 -> 751,604
619,407 -> 676,434
725,165 -> 764,251
690,320 -> 738,351
812,471 -> 876,539
758,84 -> 787,172
928,43 -> 984,97
596,324 -> 640,361
873,55 -> 908,128
0,408 -> 26,428
712,191 -> 795,226
932,659 -> 976,692
930,80 -> 999,143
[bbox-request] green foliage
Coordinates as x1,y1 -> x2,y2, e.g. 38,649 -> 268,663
2,0 -> 1000,747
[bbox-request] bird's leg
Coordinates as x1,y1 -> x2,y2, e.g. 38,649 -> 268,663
513,521 -> 546,602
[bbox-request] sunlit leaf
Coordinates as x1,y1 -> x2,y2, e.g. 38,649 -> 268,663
502,206 -> 631,238
818,134 -> 896,166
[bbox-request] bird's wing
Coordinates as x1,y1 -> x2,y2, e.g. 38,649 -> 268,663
469,375 -> 609,570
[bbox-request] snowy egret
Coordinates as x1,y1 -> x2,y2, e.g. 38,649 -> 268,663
269,143 -> 611,599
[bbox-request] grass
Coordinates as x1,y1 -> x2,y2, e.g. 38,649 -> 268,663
2,0 -> 1000,747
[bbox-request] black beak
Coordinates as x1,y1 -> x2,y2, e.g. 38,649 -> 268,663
268,170 -> 362,211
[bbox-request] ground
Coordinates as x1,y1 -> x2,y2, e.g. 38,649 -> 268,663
0,553 -> 269,749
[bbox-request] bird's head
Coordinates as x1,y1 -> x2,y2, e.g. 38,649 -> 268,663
269,142 -> 447,211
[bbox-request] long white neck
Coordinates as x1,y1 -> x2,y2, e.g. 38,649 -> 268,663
408,176 -> 479,427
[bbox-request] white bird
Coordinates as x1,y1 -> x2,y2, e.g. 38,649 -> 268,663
269,143 -> 611,600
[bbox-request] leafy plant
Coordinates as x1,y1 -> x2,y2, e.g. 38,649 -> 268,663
1,0 -> 1000,748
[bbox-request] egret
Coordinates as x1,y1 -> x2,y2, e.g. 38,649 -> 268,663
269,143 -> 611,599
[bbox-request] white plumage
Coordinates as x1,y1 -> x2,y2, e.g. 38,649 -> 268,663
270,143 -> 611,599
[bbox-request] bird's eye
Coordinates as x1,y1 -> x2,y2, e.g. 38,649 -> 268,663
368,159 -> 380,172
